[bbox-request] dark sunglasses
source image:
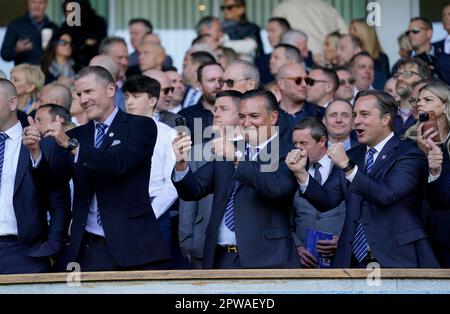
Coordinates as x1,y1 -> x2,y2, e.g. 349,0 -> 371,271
219,78 -> 250,88
339,78 -> 356,85
57,39 -> 72,46
162,87 -> 175,95
283,77 -> 327,86
406,28 -> 423,36
220,4 -> 241,11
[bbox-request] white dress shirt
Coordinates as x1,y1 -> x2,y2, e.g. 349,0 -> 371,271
308,154 -> 333,185
85,107 -> 119,237
0,122 -> 22,236
149,120 -> 178,219
174,132 -> 279,246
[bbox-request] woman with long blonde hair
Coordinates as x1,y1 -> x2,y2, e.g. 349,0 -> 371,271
414,80 -> 450,267
349,19 -> 390,90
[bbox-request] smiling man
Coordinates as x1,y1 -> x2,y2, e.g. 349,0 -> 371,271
287,90 -> 439,268
24,66 -> 170,272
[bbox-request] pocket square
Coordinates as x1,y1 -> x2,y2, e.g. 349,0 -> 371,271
111,140 -> 121,147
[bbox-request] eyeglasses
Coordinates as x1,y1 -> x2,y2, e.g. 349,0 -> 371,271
406,28 -> 423,36
219,78 -> 250,88
393,71 -> 423,79
282,77 -> 327,86
220,4 -> 241,11
57,39 -> 72,46
339,78 -> 356,86
162,87 -> 174,95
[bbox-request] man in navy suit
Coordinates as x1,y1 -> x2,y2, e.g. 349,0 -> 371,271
24,66 -> 170,272
172,89 -> 300,269
0,79 -> 70,274
433,4 -> 450,84
287,90 -> 439,268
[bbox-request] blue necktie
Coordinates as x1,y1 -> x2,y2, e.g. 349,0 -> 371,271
313,162 -> 322,185
224,181 -> 239,232
0,133 -> 9,186
94,123 -> 108,227
95,123 -> 108,149
352,147 -> 377,262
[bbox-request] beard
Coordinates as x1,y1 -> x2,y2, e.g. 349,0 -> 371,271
396,83 -> 411,98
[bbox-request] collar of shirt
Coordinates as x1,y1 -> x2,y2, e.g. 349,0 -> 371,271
368,132 -> 394,162
4,121 -> 23,142
245,132 -> 278,160
94,106 -> 119,132
316,154 -> 332,171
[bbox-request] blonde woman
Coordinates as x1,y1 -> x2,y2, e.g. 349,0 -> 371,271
415,80 -> 450,267
10,63 -> 44,115
349,19 -> 390,89
315,31 -> 341,67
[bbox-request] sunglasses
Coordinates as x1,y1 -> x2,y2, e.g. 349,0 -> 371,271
57,39 -> 72,46
220,4 -> 241,11
162,87 -> 175,95
393,71 -> 422,79
283,77 -> 327,86
406,28 -> 423,36
219,78 -> 250,88
339,78 -> 356,85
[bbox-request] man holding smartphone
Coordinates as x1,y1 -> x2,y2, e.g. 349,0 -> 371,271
1,0 -> 59,66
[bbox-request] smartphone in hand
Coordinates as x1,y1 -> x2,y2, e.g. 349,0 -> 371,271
419,111 -> 441,143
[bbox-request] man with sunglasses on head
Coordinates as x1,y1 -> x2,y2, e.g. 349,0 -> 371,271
306,66 -> 339,109
221,60 -> 260,93
407,17 -> 435,70
143,70 -> 183,129
393,58 -> 431,136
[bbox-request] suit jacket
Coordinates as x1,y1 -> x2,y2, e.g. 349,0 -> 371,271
293,164 -> 347,246
302,136 -> 440,268
14,142 -> 70,258
433,40 -> 450,85
178,142 -> 213,260
36,110 -> 170,267
173,137 -> 301,269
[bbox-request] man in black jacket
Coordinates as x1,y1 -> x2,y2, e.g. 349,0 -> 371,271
1,0 -> 59,66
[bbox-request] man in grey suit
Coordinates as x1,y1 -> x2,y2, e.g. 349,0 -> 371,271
178,90 -> 242,269
291,118 -> 346,268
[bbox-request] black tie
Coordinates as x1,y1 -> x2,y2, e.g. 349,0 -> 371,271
313,162 -> 322,185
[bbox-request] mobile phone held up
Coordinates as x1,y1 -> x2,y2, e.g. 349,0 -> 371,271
175,117 -> 187,135
419,111 -> 441,143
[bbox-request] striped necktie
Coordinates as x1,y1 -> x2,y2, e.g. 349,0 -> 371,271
352,147 -> 377,262
0,133 -> 9,186
95,123 -> 108,149
224,181 -> 239,232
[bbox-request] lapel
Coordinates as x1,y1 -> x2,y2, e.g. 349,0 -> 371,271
99,110 -> 128,150
370,136 -> 400,176
14,144 -> 29,195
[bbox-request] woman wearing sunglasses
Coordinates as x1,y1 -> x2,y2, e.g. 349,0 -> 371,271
41,31 -> 75,84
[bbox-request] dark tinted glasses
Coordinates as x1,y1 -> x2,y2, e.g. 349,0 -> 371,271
218,78 -> 250,88
220,4 -> 241,11
162,87 -> 175,95
57,39 -> 72,46
283,77 -> 327,86
406,28 -> 423,36
339,78 -> 356,85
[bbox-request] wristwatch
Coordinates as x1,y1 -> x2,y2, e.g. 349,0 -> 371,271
341,159 -> 356,172
66,138 -> 79,152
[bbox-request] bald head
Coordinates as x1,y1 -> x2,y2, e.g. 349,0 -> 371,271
138,43 -> 166,72
38,83 -> 72,110
143,70 -> 172,112
90,55 -> 120,81
276,62 -> 306,80
0,79 -> 19,129
0,78 -> 18,99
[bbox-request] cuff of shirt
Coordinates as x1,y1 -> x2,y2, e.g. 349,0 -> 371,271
345,165 -> 358,182
172,166 -> 190,182
30,152 -> 42,168
428,171 -> 441,183
299,175 -> 310,193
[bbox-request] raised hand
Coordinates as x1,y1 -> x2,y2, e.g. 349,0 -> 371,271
327,143 -> 349,169
172,132 -> 192,171
23,116 -> 41,160
44,115 -> 70,149
427,138 -> 443,177
286,148 -> 309,183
